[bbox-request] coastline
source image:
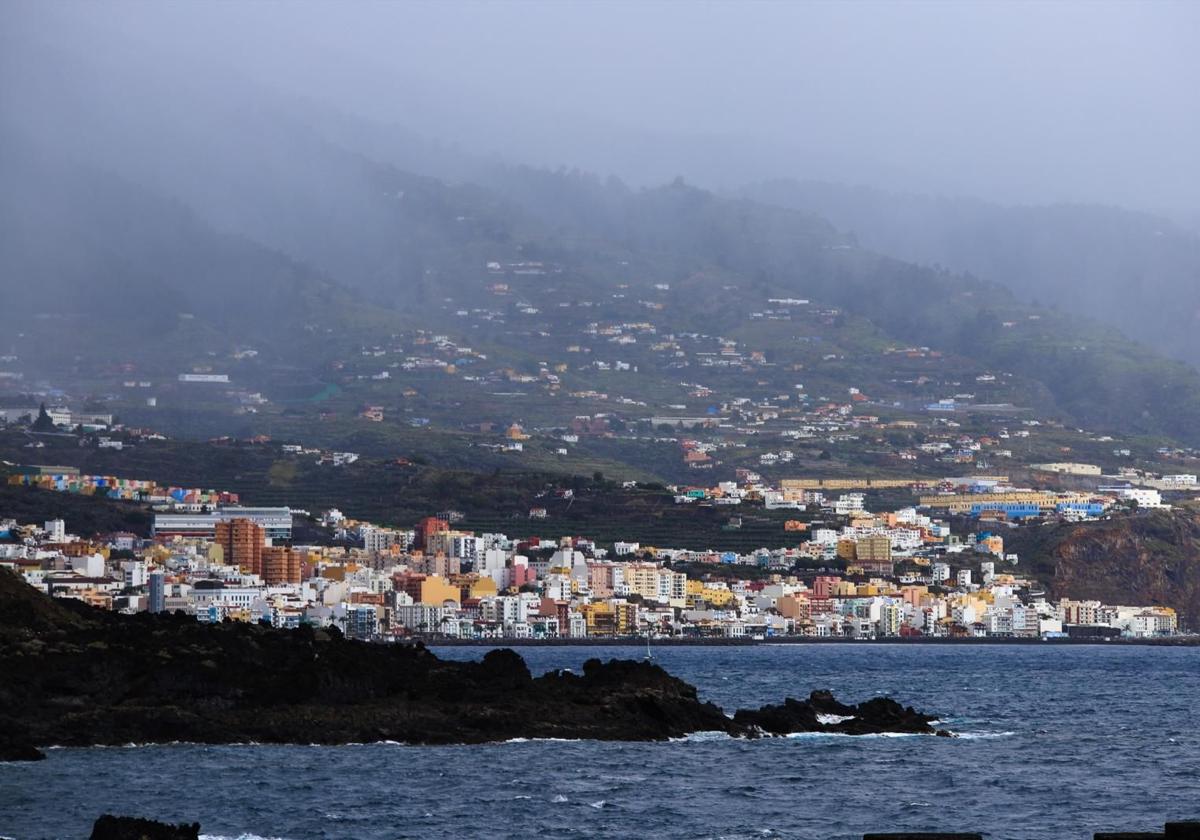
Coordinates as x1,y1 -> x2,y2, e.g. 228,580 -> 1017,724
424,635 -> 1200,647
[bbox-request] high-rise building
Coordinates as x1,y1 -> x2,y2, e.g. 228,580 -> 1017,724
148,571 -> 165,614
416,517 -> 450,550
215,518 -> 265,575
261,546 -> 302,585
855,535 -> 893,576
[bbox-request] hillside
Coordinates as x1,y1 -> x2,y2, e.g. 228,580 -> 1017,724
0,432 -> 828,552
6,42 -> 1200,454
0,484 -> 153,537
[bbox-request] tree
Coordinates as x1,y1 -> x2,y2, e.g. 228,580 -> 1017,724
31,403 -> 55,432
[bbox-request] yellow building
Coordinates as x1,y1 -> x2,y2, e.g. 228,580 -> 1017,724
579,601 -> 637,636
919,491 -> 1089,513
453,575 -> 498,600
782,478 -> 917,492
686,580 -> 736,608
624,563 -> 687,608
417,575 -> 461,606
832,580 -> 858,598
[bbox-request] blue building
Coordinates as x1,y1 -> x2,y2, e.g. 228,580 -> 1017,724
148,572 -> 165,614
969,502 -> 1042,519
1057,502 -> 1105,517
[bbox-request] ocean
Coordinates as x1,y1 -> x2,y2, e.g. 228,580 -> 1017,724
2,644 -> 1198,839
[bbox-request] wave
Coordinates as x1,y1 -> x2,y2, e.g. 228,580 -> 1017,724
36,728 -> 994,754
783,731 -> 924,739
953,731 -> 1016,740
670,730 -> 736,742
815,713 -> 856,724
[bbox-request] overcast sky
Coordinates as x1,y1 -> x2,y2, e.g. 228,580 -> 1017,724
5,0 -> 1199,216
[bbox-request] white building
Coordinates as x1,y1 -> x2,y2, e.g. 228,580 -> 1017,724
834,494 -> 866,516
44,519 -> 66,542
1120,488 -> 1168,509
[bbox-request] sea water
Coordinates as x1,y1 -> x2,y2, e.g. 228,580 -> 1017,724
2,644 -> 1198,839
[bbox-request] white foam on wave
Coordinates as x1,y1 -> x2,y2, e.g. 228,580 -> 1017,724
669,730 -> 735,742
784,731 -> 923,739
953,731 -> 1016,740
588,800 -> 606,809
815,713 -> 856,725
552,794 -> 569,803
44,741 -> 225,751
500,736 -> 583,744
200,834 -> 289,840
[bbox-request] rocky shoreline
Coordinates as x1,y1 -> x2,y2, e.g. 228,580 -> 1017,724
0,570 -> 948,759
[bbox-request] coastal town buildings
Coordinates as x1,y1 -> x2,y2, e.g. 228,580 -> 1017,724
2,469 -> 1185,642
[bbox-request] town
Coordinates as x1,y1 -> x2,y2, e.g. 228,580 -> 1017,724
3,464 -> 1184,642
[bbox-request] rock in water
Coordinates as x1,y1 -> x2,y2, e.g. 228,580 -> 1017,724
733,690 -> 951,737
89,815 -> 200,840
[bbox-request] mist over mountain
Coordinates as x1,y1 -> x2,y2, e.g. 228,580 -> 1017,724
4,0 -> 1200,449
739,181 -> 1200,366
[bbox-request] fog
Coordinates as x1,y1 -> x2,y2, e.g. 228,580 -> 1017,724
2,0 -> 1199,371
4,0 -> 1199,217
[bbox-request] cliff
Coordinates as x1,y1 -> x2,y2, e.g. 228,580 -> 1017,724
1008,509 -> 1200,628
0,571 -> 946,758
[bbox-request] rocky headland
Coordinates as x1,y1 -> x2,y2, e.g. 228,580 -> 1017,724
0,570 -> 948,759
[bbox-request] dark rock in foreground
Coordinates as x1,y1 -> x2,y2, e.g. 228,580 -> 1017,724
90,815 -> 199,840
0,570 -> 946,750
0,726 -> 46,761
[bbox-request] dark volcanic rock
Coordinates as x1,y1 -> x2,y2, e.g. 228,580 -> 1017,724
90,815 -> 200,840
0,734 -> 45,761
0,570 -> 946,746
734,689 -> 950,737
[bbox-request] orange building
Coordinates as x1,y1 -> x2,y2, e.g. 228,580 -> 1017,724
215,518 -> 265,575
261,546 -> 302,585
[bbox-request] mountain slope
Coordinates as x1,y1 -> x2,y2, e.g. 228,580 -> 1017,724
469,175 -> 1200,443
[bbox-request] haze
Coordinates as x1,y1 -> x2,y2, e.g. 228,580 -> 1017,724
4,0 -> 1199,218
